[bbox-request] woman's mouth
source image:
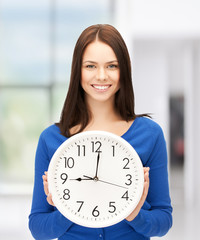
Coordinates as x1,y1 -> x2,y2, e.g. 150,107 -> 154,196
91,84 -> 111,90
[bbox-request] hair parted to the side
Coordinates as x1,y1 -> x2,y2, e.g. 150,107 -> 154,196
57,24 -> 149,137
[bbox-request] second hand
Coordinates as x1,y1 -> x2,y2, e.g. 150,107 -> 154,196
83,175 -> 128,189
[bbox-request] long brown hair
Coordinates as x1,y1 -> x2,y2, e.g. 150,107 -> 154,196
57,24 -> 148,137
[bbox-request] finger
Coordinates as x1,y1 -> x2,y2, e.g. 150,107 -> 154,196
144,170 -> 149,182
143,172 -> 150,199
143,167 -> 150,183
143,167 -> 150,174
42,174 -> 47,182
42,175 -> 49,196
47,193 -> 55,206
43,181 -> 49,196
143,179 -> 149,195
140,180 -> 149,205
141,168 -> 150,201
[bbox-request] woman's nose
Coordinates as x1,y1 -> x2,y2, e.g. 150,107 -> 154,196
96,67 -> 108,81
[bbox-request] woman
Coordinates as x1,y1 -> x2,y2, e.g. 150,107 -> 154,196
29,24 -> 172,240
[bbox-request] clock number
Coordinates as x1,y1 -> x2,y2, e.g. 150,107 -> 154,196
91,141 -> 102,153
125,174 -> 132,185
63,189 -> 70,200
108,202 -> 116,213
60,173 -> 68,184
121,191 -> 129,201
92,206 -> 100,217
112,145 -> 115,157
123,158 -> 130,169
77,145 -> 86,156
64,157 -> 74,168
76,201 -> 84,212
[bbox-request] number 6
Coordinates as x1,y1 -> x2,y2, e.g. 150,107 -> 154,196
92,206 -> 100,217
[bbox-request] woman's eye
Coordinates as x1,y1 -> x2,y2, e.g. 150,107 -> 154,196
108,64 -> 118,69
86,65 -> 96,69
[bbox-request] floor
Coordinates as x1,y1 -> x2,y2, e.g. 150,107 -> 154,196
0,168 -> 199,240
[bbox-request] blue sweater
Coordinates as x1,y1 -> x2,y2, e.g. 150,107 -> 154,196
29,117 -> 172,240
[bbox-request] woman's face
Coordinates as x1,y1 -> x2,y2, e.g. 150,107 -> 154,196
81,40 -> 120,105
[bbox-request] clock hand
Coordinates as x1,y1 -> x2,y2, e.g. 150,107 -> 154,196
70,177 -> 94,181
83,175 -> 94,180
83,175 -> 128,189
98,179 -> 128,189
94,152 -> 100,180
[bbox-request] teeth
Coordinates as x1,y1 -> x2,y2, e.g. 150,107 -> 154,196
93,85 -> 110,90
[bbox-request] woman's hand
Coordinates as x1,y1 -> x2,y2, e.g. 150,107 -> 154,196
42,171 -> 55,206
126,167 -> 150,221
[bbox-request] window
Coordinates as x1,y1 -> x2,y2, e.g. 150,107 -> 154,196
0,0 -> 112,192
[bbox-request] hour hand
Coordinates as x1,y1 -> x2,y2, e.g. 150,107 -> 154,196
83,175 -> 94,180
70,177 -> 94,181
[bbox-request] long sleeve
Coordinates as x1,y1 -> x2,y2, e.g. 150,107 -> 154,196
29,129 -> 73,240
124,120 -> 173,237
29,119 -> 173,240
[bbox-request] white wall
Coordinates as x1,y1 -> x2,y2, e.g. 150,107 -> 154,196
130,0 -> 200,38
114,0 -> 200,207
183,43 -> 200,206
132,40 -> 169,136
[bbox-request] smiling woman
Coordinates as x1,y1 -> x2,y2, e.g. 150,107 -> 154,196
81,41 -> 120,105
58,24 -> 146,138
29,24 -> 172,240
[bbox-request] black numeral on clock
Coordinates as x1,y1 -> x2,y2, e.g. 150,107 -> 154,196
64,157 -> 74,168
92,206 -> 100,217
125,174 -> 132,186
112,145 -> 115,157
60,173 -> 68,184
108,202 -> 116,213
121,191 -> 129,201
77,145 -> 86,156
123,158 -> 130,169
76,201 -> 84,212
63,189 -> 70,200
91,141 -> 102,153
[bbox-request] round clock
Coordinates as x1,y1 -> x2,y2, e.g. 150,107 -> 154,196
48,131 -> 144,228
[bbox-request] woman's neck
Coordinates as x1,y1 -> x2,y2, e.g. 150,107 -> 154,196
83,99 -> 134,136
70,98 -> 133,136
87,99 -> 121,125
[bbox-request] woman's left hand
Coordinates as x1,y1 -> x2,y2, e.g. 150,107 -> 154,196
42,171 -> 55,206
126,167 -> 150,221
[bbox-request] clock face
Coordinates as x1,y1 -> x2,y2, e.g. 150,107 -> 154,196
48,131 -> 144,228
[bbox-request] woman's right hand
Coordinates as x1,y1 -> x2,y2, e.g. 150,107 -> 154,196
42,171 -> 55,206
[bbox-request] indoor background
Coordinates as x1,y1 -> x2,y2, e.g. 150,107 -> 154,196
0,0 -> 200,239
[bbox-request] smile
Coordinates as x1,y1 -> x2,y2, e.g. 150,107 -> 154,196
92,84 -> 111,90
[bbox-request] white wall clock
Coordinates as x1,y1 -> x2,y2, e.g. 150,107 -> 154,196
48,131 -> 144,228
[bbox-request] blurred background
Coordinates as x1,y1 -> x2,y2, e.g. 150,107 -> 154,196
0,0 -> 200,239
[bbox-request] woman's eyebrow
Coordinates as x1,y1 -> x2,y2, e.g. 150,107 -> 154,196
82,60 -> 97,64
82,60 -> 118,64
106,60 -> 118,63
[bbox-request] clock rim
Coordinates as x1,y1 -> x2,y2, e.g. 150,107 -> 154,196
48,130 -> 144,228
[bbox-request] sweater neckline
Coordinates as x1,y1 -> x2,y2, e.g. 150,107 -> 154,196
56,117 -> 140,139
121,117 -> 139,138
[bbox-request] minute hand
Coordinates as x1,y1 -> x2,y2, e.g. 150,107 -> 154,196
94,152 -> 100,179
83,175 -> 128,189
